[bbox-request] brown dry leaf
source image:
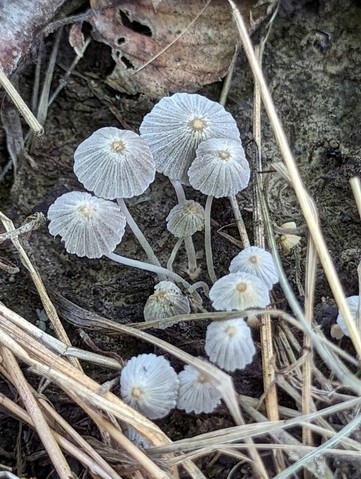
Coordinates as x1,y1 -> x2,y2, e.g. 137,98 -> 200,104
89,0 -> 276,98
0,0 -> 66,76
68,23 -> 86,57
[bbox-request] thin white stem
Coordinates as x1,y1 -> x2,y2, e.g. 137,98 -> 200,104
229,195 -> 250,248
106,252 -> 192,290
170,179 -> 186,203
184,236 -> 199,278
116,198 -> 161,267
205,195 -> 217,283
167,238 -> 183,270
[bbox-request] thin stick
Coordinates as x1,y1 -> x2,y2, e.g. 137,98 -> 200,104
228,0 -> 361,359
0,69 -> 43,136
228,195 -> 250,247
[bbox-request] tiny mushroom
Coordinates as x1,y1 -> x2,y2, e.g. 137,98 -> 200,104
139,92 -> 241,185
73,127 -> 160,266
120,353 -> 179,419
144,281 -> 191,328
47,191 -> 126,258
205,318 -> 255,372
177,364 -> 222,414
187,137 -> 251,283
48,191 -> 195,290
166,200 -> 205,277
74,127 -> 155,200
229,246 -> 278,290
336,295 -> 360,337
209,272 -> 270,311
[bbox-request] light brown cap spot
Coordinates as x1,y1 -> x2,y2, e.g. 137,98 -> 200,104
78,204 -> 94,219
218,150 -> 231,161
225,325 -> 237,337
249,255 -> 258,264
131,387 -> 143,398
111,140 -> 125,152
189,117 -> 207,131
237,282 -> 247,293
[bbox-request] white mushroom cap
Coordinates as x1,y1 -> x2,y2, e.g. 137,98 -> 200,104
74,127 -> 155,200
166,200 -> 205,238
120,353 -> 179,419
205,318 -> 255,372
188,138 -> 250,198
336,295 -> 360,337
209,272 -> 270,311
143,281 -> 191,328
177,364 -> 222,414
48,191 -> 126,258
229,246 -> 278,289
139,93 -> 240,184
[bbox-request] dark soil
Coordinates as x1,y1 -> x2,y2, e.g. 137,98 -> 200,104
0,0 -> 360,478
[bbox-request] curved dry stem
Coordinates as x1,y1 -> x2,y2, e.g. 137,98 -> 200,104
205,195 -> 217,283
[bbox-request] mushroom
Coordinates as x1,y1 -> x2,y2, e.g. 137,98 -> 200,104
336,295 -> 360,337
229,246 -> 278,290
143,281 -> 191,328
120,353 -> 179,419
177,364 -> 222,414
166,200 -> 205,278
139,93 -> 241,185
73,127 -> 160,267
205,318 -> 255,372
47,191 -> 194,290
209,272 -> 270,311
47,191 -> 126,258
188,137 -> 250,282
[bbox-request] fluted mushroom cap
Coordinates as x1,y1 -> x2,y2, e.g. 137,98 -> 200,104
209,272 -> 270,311
205,318 -> 255,372
188,138 -> 250,198
120,353 -> 179,419
139,93 -> 240,184
166,200 -> 205,238
229,246 -> 278,289
177,364 -> 222,414
48,191 -> 126,258
74,127 -> 155,200
336,295 -> 360,337
143,281 -> 191,328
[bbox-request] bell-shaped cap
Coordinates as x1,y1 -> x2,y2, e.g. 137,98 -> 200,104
229,246 -> 278,289
166,200 -> 205,238
48,191 -> 126,258
209,272 -> 270,311
74,127 -> 155,199
120,353 -> 179,419
336,295 -> 360,337
188,138 -> 250,198
205,318 -> 255,372
139,93 -> 240,184
143,281 -> 191,328
177,364 -> 222,414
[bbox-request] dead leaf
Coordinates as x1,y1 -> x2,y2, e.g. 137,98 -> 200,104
0,0 -> 66,76
89,0 -> 277,98
68,23 -> 86,57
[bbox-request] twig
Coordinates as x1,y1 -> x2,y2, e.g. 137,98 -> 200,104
0,69 -> 43,136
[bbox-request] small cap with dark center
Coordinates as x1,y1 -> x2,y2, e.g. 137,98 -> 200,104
166,200 -> 205,238
74,127 -> 155,200
48,191 -> 126,258
188,137 -> 250,198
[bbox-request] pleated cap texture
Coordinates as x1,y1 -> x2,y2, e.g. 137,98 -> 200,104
205,318 -> 255,372
209,272 -> 270,311
188,137 -> 250,198
229,246 -> 278,289
166,200 -> 205,237
74,127 -> 155,199
48,191 -> 126,258
143,281 -> 191,328
336,295 -> 360,337
120,353 -> 179,419
177,364 -> 222,414
139,93 -> 240,184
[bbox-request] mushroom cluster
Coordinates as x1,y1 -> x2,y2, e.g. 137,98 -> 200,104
46,92 -> 279,420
